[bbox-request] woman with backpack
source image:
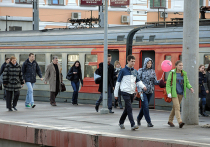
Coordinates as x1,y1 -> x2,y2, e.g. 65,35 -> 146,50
66,61 -> 83,105
198,64 -> 209,117
166,60 -> 194,128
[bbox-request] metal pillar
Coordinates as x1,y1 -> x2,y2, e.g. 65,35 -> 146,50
182,0 -> 199,125
33,0 -> 39,30
99,4 -> 104,27
100,0 -> 109,114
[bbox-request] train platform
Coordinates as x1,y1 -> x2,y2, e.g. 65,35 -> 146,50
0,100 -> 210,147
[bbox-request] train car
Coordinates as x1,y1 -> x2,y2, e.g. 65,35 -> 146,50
0,25 -> 210,110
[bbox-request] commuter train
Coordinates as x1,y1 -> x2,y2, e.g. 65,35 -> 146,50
0,25 -> 210,110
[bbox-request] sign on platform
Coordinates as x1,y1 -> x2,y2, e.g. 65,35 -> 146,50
80,0 -> 102,5
110,0 -> 129,6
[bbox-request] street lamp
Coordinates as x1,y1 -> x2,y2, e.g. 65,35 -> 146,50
6,15 -> 10,31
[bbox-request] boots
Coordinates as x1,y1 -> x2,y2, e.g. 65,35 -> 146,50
202,105 -> 209,117
118,96 -> 123,109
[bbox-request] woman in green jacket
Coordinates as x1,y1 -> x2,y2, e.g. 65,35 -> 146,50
166,60 -> 194,128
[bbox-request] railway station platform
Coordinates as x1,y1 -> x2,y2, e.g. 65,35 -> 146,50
0,100 -> 210,147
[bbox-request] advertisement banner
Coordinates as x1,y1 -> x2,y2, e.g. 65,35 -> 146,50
80,0 -> 102,5
110,0 -> 129,6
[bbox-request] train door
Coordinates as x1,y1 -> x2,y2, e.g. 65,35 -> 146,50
108,50 -> 119,66
140,51 -> 155,109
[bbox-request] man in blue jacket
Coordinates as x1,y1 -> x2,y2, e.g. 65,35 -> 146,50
114,55 -> 146,130
22,53 -> 43,108
0,58 -> 10,100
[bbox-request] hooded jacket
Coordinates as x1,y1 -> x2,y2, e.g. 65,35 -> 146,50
137,57 -> 159,94
114,65 -> 145,97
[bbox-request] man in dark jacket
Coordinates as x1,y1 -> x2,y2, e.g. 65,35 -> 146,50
95,54 -> 115,113
0,58 -> 10,100
22,53 -> 43,108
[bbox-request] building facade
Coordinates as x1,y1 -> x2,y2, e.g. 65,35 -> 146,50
0,0 -> 210,30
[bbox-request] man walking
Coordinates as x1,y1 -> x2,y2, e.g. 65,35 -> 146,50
114,55 -> 147,130
0,58 -> 10,100
44,56 -> 62,106
22,53 -> 43,108
95,54 -> 115,113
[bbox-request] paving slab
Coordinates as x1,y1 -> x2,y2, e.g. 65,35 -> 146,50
0,100 -> 210,147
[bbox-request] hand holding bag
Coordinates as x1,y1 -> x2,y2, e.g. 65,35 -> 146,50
61,82 -> 66,92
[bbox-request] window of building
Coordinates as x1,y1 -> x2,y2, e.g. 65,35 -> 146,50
67,54 -> 79,74
204,54 -> 210,68
84,54 -> 97,78
35,54 -> 46,77
150,0 -> 166,8
5,54 -> 15,60
48,0 -> 64,5
199,0 -> 204,7
164,55 -> 171,81
9,26 -> 22,31
15,0 -> 32,4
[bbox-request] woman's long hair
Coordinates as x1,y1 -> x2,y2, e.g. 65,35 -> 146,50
73,60 -> 81,74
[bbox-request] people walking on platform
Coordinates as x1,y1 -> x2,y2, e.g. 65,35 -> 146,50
198,64 -> 209,117
44,56 -> 63,106
0,58 -> 10,100
113,60 -> 123,109
67,61 -> 83,105
114,55 -> 146,130
206,63 -> 210,110
137,57 -> 160,127
3,56 -> 24,111
166,60 -> 194,128
22,53 -> 43,108
95,54 -> 115,113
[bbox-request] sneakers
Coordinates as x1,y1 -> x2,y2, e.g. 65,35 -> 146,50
109,110 -> 114,113
131,125 -> 139,130
31,104 -> 36,108
25,105 -> 31,108
119,124 -> 125,129
147,122 -> 154,127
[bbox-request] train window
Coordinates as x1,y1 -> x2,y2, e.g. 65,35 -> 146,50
84,54 -> 98,77
5,54 -> 15,60
179,55 -> 182,61
165,56 -> 171,81
204,54 -> 210,68
67,54 -> 79,73
19,54 -> 29,65
35,54 -> 46,77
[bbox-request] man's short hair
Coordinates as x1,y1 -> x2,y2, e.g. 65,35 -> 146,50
5,58 -> 9,61
127,55 -> 135,61
108,54 -> 112,58
52,56 -> 58,60
29,53 -> 34,57
10,56 -> 16,61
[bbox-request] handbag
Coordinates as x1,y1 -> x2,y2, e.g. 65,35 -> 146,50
61,82 -> 66,92
163,72 -> 173,103
66,67 -> 73,81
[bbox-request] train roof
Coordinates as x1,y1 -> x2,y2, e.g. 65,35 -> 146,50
0,25 -> 210,46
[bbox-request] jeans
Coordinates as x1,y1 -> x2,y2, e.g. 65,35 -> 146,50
137,93 -> 153,123
25,82 -> 35,106
71,81 -> 80,104
96,86 -> 113,110
201,97 -> 206,105
119,92 -> 135,127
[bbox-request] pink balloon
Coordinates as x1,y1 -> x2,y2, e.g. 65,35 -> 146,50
161,60 -> 172,72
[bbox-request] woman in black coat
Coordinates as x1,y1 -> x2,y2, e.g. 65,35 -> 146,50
199,65 -> 209,117
206,63 -> 210,111
67,61 -> 83,105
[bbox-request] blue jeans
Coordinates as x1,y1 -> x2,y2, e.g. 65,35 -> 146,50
137,93 -> 153,123
25,82 -> 35,106
96,86 -> 113,110
71,81 -> 80,104
119,92 -> 135,127
201,97 -> 206,105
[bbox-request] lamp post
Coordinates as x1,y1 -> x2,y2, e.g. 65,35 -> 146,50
6,15 -> 10,31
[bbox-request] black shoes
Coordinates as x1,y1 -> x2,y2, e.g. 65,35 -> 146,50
147,122 -> 154,127
137,117 -> 141,126
95,105 -> 99,112
13,107 -> 18,111
109,110 -> 114,113
8,108 -> 13,111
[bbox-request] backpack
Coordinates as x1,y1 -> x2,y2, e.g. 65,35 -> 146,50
94,68 -> 101,84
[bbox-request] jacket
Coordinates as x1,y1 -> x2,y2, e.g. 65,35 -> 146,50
98,62 -> 115,93
166,68 -> 192,98
137,57 -> 159,94
114,65 -> 145,97
206,71 -> 210,91
44,62 -> 63,92
3,62 -> 24,91
114,67 -> 121,86
67,66 -> 83,84
0,62 -> 7,76
199,72 -> 207,98
22,58 -> 42,83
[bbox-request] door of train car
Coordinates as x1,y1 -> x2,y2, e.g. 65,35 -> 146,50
140,51 -> 155,109
108,50 -> 119,66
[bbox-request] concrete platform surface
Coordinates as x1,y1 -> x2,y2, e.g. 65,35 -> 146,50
0,100 -> 210,147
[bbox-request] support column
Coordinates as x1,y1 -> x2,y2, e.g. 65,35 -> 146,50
33,0 -> 39,30
182,0 -> 199,125
79,53 -> 85,79
62,53 -> 67,79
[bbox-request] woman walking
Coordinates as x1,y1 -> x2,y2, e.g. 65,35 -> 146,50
3,56 -> 24,111
113,60 -> 123,109
199,65 -> 209,117
206,63 -> 210,111
67,61 -> 83,105
167,60 -> 194,128
137,57 -> 160,127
